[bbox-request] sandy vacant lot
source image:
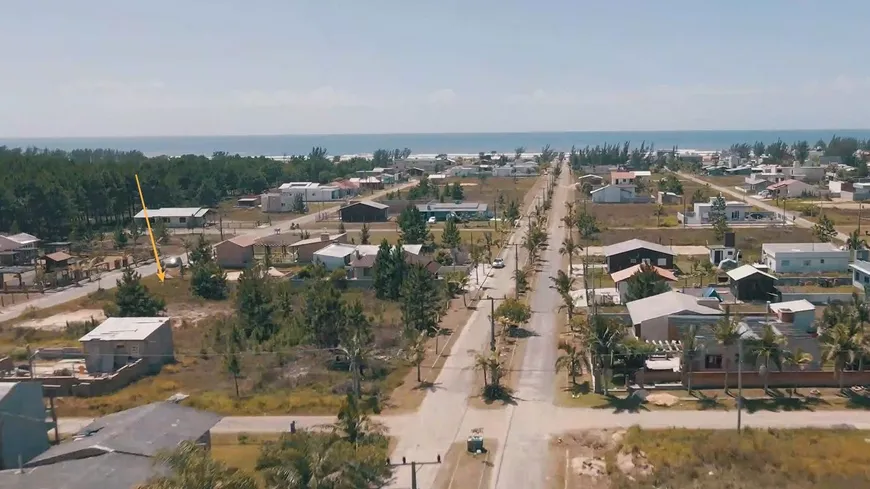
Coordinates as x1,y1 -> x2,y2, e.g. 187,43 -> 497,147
17,309 -> 106,331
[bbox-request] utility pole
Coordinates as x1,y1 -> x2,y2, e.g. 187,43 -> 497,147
737,335 -> 743,433
514,243 -> 520,299
411,461 -> 417,489
490,298 -> 496,351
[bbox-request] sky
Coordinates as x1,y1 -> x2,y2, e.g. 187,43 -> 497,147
2,0 -> 870,138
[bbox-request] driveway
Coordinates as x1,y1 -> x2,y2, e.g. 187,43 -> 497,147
0,182 -> 418,324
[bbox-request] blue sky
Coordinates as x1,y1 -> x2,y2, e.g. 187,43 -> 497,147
2,0 -> 869,137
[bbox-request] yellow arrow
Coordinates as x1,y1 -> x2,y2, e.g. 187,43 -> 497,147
134,174 -> 166,282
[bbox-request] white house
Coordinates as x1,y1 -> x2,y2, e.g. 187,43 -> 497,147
133,208 -> 214,228
678,197 -> 752,225
766,179 -> 821,199
610,171 -> 636,185
625,291 -> 722,341
278,182 -> 342,202
850,261 -> 870,291
768,300 -> 816,331
591,184 -> 636,203
312,243 -> 358,270
762,242 -> 850,273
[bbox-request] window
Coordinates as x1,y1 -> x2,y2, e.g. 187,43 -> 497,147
642,258 -> 651,265
657,258 -> 667,266
705,354 -> 723,369
782,260 -> 790,266
731,211 -> 740,220
865,276 -> 869,285
179,217 -> 187,223
803,260 -> 811,267
820,259 -> 825,264
856,271 -> 861,282
161,217 -> 170,223
630,258 -> 638,264
130,344 -> 140,356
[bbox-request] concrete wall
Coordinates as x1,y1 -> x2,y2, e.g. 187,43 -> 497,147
0,382 -> 50,469
766,252 -> 850,273
83,322 -> 174,374
780,292 -> 854,304
0,358 -> 151,397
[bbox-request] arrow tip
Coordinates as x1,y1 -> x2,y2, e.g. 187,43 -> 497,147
157,271 -> 166,283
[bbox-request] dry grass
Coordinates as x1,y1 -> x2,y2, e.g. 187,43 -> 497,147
444,176 -> 539,206
613,427 -> 870,488
577,202 -> 683,228
432,440 -> 497,489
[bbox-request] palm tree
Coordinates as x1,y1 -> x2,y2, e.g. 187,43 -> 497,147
141,441 -> 257,489
819,321 -> 861,391
653,204 -> 666,227
555,340 -> 584,386
713,315 -> 742,394
404,333 -> 427,383
549,270 -> 576,321
846,229 -> 867,260
585,316 -> 625,395
681,325 -> 703,395
336,329 -> 374,398
784,348 -> 813,397
559,235 -> 581,275
513,268 -> 529,295
334,392 -> 380,445
748,324 -> 789,394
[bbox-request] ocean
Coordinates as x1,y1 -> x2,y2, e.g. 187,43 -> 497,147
2,129 -> 870,157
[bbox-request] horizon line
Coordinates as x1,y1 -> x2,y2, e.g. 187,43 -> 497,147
3,128 -> 870,141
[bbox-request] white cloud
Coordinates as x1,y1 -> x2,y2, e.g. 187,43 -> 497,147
426,88 -> 457,105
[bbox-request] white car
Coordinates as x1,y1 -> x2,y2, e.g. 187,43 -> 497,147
427,216 -> 437,224
492,258 -> 505,269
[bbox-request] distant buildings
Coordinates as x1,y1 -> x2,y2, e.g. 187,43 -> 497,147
133,207 -> 215,228
415,202 -> 490,222
678,197 -> 752,225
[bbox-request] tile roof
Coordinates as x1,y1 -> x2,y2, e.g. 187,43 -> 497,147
610,264 -> 677,283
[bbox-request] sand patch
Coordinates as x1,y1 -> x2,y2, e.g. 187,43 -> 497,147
17,309 -> 105,331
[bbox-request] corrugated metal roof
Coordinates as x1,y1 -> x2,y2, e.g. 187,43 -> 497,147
726,264 -> 777,281
626,291 -> 722,325
602,239 -> 674,257
340,200 -> 389,210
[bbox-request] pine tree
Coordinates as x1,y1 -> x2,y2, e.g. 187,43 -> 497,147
813,214 -> 838,243
360,222 -> 371,245
450,182 -> 464,200
188,234 -> 212,265
709,195 -> 731,240
441,218 -> 461,249
624,264 -> 671,302
397,206 -> 431,244
190,261 -> 228,300
303,279 -> 346,347
113,227 -> 128,249
235,266 -> 276,343
113,266 -> 166,317
400,264 -> 440,334
372,239 -> 394,299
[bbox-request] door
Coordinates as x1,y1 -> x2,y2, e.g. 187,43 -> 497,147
714,250 -> 722,263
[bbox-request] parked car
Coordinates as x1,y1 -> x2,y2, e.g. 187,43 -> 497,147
161,256 -> 182,268
492,258 -> 505,269
427,216 -> 437,224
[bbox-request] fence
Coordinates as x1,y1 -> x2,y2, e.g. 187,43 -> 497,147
0,358 -> 150,397
776,276 -> 852,287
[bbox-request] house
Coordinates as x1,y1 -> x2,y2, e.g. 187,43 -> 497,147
577,174 -> 604,185
840,182 -> 870,202
790,164 -> 825,183
768,299 -> 816,331
590,184 -> 636,203
678,197 -> 752,225
656,191 -> 681,204
744,175 -> 772,193
44,251 -> 73,272
625,291 -> 722,341
602,239 -> 676,273
133,207 -> 214,229
358,177 -> 384,190
723,165 -> 753,176
611,264 -> 677,302
236,195 -> 260,207
492,164 -> 538,177
761,242 -> 850,273
610,171 -> 636,185
415,202 -> 490,222
349,247 -> 436,279
707,232 -> 738,266
0,233 -> 40,265
313,243 -> 358,270
277,182 -> 343,202
850,260 -> 870,290
339,201 -> 389,223
277,232 -> 348,263
80,317 -> 174,374
766,179 -> 820,199
0,382 -> 50,470
0,402 -> 220,489
349,253 -> 377,279
214,235 -> 256,269
726,265 -> 778,302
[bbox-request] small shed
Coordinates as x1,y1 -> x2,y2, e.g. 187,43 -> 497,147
769,299 -> 816,331
726,265 -> 779,302
80,317 -> 174,374
214,235 -> 256,269
44,251 -> 73,272
339,201 -> 389,223
312,243 -> 357,270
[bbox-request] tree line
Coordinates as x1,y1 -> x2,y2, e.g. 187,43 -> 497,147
0,146 -> 381,240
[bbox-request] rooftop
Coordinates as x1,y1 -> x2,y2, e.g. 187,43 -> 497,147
133,207 -> 211,219
340,200 -> 389,210
281,232 -> 347,248
25,401 -> 220,469
611,171 -> 635,180
79,317 -> 169,342
416,202 -> 488,212
220,234 -> 258,248
602,238 -> 675,257
769,299 -> 815,314
610,264 -> 677,283
626,291 -> 722,325
314,243 -> 358,258
726,264 -> 777,281
353,243 -> 423,256
6,232 -> 39,244
45,251 -> 73,262
0,452 -> 157,489
851,260 -> 870,276
762,242 -> 843,254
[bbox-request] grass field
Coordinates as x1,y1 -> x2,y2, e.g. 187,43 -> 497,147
443,176 -> 539,207
578,202 -> 683,228
612,427 -> 870,488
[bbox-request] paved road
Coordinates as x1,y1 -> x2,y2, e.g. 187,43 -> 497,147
0,182 -> 418,325
677,172 -> 849,243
